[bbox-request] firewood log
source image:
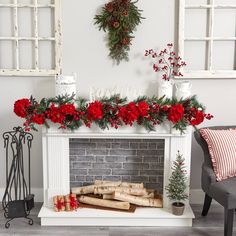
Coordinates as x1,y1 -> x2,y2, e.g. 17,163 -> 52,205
120,182 -> 144,189
94,180 -> 121,187
94,180 -> 144,188
78,195 -> 130,210
113,191 -> 163,208
142,189 -> 155,198
94,186 -> 148,196
102,194 -> 114,200
71,185 -> 95,195
71,181 -> 123,195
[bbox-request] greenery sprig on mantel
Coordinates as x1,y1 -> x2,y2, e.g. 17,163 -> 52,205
94,0 -> 144,64
14,94 -> 213,133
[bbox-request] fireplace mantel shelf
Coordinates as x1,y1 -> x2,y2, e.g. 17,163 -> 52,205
45,131 -> 187,138
43,123 -> 188,138
39,124 -> 195,227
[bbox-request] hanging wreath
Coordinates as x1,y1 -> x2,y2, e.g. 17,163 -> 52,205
94,0 -> 144,64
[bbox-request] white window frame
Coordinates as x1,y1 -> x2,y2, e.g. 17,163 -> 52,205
178,0 -> 236,79
0,0 -> 62,76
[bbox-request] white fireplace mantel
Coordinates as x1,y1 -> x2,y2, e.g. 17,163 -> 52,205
38,124 -> 195,226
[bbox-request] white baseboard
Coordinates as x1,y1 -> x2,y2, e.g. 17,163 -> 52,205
0,188 -> 43,203
0,188 -> 218,205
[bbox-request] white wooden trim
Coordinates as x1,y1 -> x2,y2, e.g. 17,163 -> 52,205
13,0 -> 19,70
33,0 -> 39,70
178,0 -> 185,76
0,37 -> 55,41
176,70 -> 236,79
0,4 -> 55,8
0,0 -> 62,76
54,0 -> 63,75
0,69 -> 57,76
185,37 -> 236,41
207,0 -> 214,71
185,5 -> 236,9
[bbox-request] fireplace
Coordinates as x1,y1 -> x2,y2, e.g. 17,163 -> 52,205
38,124 -> 194,226
69,138 -> 165,194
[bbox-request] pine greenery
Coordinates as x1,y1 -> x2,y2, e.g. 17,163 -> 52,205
165,151 -> 188,205
15,94 -> 211,133
94,0 -> 143,64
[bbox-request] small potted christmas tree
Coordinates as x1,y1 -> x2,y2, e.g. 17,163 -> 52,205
165,151 -> 188,216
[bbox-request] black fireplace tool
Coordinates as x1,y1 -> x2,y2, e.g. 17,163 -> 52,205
2,127 -> 34,228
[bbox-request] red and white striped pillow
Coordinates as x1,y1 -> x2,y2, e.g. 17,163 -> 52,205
200,128 -> 236,181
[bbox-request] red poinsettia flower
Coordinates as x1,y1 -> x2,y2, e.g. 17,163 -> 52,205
87,101 -> 104,120
14,98 -> 31,118
137,101 -> 149,117
168,104 -> 184,124
118,102 -> 139,126
59,104 -> 76,116
31,114 -> 45,125
47,103 -> 65,124
189,107 -> 205,126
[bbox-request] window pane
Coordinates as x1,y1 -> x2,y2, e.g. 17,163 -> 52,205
184,41 -> 208,70
186,0 -> 208,4
18,0 -> 34,4
214,9 -> 236,38
39,40 -> 55,69
0,7 -> 13,36
18,8 -> 34,37
38,0 -> 53,4
185,9 -> 209,38
0,40 -> 15,69
212,41 -> 236,70
215,0 -> 236,4
19,40 -> 34,69
38,7 -> 54,37
0,0 -> 13,3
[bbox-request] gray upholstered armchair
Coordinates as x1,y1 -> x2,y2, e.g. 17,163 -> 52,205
194,126 -> 236,236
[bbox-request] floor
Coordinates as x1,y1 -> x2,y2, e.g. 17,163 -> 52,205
0,204 -> 235,236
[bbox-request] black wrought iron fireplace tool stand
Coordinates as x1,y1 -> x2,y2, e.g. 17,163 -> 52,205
2,127 -> 34,228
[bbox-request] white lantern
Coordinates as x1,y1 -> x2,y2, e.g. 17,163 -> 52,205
158,80 -> 173,99
174,81 -> 192,100
55,73 -> 77,97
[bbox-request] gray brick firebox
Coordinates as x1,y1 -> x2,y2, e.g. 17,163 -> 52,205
69,138 -> 165,193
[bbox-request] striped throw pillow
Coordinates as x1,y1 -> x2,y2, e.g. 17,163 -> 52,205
200,128 -> 236,181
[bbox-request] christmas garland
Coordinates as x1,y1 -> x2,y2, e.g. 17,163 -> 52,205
94,0 -> 143,64
14,94 -> 213,133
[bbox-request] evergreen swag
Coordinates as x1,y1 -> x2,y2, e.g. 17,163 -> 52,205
94,0 -> 143,64
14,94 -> 213,132
165,151 -> 188,205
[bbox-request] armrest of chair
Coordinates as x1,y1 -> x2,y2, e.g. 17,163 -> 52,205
201,163 -> 216,193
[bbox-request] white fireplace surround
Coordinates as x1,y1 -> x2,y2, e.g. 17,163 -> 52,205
38,124 -> 195,226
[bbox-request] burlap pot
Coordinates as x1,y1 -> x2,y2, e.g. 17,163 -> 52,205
172,202 -> 185,216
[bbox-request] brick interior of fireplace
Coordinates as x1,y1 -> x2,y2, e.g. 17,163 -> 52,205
69,138 -> 165,193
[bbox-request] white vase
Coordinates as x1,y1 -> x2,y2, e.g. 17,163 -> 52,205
55,73 -> 77,97
174,81 -> 192,100
158,80 -> 173,99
